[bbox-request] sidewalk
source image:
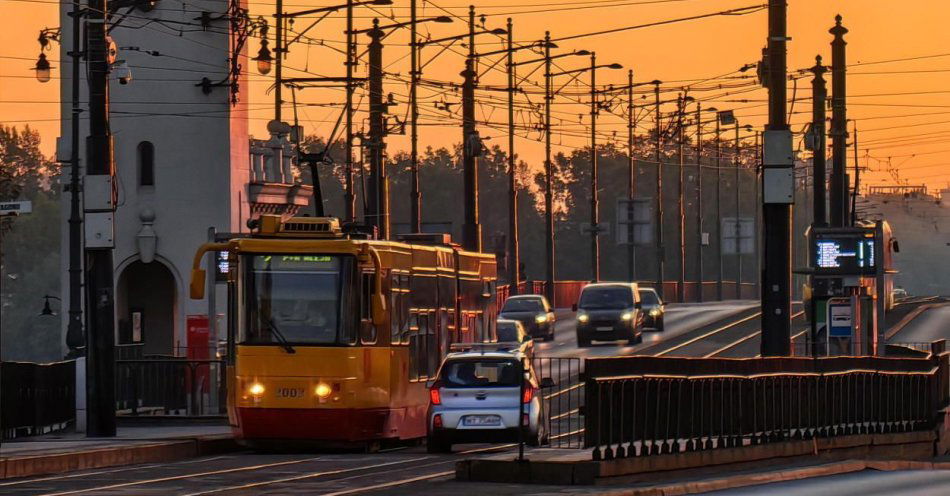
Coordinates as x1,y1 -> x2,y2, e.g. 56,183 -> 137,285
0,424 -> 238,479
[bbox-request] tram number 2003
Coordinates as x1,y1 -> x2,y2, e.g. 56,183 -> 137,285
277,387 -> 306,398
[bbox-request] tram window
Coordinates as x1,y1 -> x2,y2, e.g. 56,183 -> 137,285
360,273 -> 373,321
408,313 -> 420,381
427,314 -> 439,376
418,314 -> 430,379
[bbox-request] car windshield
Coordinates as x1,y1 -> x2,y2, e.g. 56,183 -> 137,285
579,287 -> 633,310
243,254 -> 354,345
501,298 -> 543,312
496,323 -> 521,342
638,290 -> 659,305
440,359 -> 521,388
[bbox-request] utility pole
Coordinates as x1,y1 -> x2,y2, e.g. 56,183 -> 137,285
461,5 -> 481,252
274,0 -> 284,123
409,0 -> 421,232
677,94 -> 686,302
344,0 -> 356,222
715,114 -> 723,300
829,15 -> 849,228
735,122 -> 742,295
626,70 -> 636,282
506,18 -> 520,291
851,122 -> 859,225
811,56 -> 828,227
589,52 -> 600,282
85,0 -> 116,436
64,5 -> 84,352
760,0 -> 793,357
695,102 -> 704,302
366,19 -> 389,238
653,81 -> 665,298
543,32 -> 555,304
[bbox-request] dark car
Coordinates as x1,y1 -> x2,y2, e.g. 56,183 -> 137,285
574,283 -> 642,347
637,287 -> 665,331
498,295 -> 556,341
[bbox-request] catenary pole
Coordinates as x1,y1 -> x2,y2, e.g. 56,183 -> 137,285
410,0 -> 421,232
461,5 -> 481,251
506,18 -> 520,292
64,1 -> 84,352
344,0 -> 356,222
760,0 -> 793,356
627,70 -> 636,282
543,33 -> 556,304
811,56 -> 828,227
715,114 -> 723,300
677,94 -> 685,302
85,0 -> 117,436
695,102 -> 704,301
654,82 -> 665,298
829,15 -> 849,227
589,53 -> 600,282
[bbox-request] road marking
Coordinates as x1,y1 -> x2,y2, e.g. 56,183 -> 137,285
319,470 -> 455,495
653,312 -> 762,356
179,457 -> 433,496
35,456 -> 330,496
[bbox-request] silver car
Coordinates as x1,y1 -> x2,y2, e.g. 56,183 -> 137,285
426,350 -> 554,453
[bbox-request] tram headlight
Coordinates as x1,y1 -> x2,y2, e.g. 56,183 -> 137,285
248,382 -> 265,397
315,383 -> 332,399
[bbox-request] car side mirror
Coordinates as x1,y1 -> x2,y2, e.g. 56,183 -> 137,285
540,377 -> 556,389
572,303 -> 578,312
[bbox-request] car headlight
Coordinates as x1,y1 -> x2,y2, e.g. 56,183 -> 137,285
649,308 -> 661,317
621,311 -> 633,321
577,312 -> 589,323
535,313 -> 548,323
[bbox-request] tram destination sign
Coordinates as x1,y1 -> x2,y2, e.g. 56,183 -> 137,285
812,227 -> 877,276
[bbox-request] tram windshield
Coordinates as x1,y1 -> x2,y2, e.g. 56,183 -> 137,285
243,254 -> 356,345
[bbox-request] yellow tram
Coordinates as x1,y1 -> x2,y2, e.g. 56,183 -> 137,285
189,215 -> 497,447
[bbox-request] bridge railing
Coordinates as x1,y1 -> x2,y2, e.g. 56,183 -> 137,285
1,360 -> 76,439
584,346 -> 950,460
496,280 -> 757,311
115,358 -> 226,417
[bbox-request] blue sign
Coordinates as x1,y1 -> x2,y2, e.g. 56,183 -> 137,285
827,300 -> 852,338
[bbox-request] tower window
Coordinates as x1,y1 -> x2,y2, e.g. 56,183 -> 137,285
138,141 -> 155,187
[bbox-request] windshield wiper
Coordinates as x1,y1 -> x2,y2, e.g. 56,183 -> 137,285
266,319 -> 296,354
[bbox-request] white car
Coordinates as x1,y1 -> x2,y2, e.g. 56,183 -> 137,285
425,350 -> 554,453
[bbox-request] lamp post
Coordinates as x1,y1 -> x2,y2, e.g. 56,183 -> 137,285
551,55 -> 622,282
34,24 -> 84,355
511,40 -> 587,303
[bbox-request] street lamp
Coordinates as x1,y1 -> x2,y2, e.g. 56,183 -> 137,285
551,53 -> 622,282
39,295 -> 61,317
34,53 -> 52,83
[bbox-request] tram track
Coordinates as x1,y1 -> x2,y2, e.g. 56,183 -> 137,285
24,444 -> 517,496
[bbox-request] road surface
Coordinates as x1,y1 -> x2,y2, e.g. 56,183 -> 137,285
2,300 -> 869,496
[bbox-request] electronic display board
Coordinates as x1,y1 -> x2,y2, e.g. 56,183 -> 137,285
812,228 -> 877,275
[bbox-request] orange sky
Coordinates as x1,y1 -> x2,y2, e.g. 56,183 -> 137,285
2,0 -> 949,194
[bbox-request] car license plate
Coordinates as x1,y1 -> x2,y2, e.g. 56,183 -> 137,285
463,415 -> 501,426
597,326 -> 613,331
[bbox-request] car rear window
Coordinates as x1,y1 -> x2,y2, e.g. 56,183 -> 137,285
501,299 -> 543,312
440,359 -> 520,387
496,324 -> 520,342
579,287 -> 633,309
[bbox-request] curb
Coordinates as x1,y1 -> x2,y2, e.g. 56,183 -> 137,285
0,434 -> 240,480
593,459 -> 950,496
886,302 -> 947,340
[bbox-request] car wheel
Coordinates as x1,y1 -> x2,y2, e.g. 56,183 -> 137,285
426,436 -> 452,453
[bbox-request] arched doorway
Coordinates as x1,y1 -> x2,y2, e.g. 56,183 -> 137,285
116,260 -> 177,356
